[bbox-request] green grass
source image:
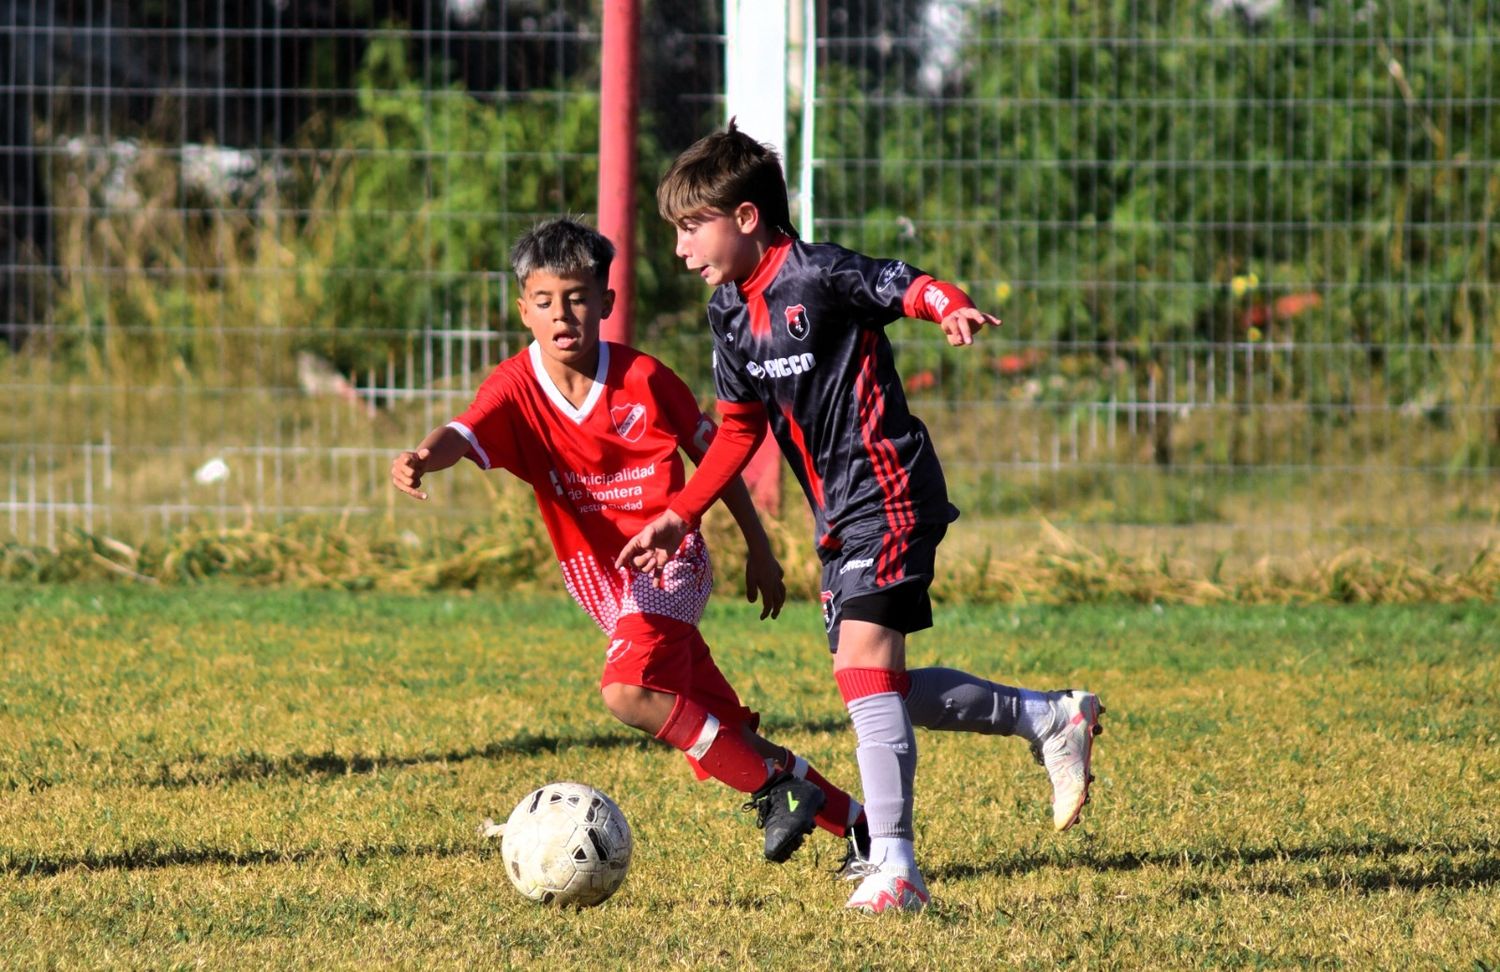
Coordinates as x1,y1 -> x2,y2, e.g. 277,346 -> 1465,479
2,586 -> 1497,969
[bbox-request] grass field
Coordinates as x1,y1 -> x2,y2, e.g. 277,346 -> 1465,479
2,585 -> 1497,969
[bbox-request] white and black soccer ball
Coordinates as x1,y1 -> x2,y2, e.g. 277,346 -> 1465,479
499,782 -> 632,907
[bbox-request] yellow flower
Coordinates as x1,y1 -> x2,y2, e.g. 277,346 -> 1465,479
1231,273 -> 1260,298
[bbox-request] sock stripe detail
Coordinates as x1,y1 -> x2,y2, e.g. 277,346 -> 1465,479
684,713 -> 720,760
835,666 -> 911,703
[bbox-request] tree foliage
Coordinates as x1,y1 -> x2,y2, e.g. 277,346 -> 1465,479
815,0 -> 1500,383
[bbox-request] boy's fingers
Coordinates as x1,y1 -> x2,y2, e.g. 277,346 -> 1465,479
618,537 -> 665,573
394,481 -> 427,500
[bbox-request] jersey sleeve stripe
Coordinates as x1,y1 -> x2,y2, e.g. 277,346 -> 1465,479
446,421 -> 491,469
901,274 -> 936,318
902,275 -> 976,322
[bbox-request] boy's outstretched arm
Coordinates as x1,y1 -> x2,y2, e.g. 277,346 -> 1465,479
718,477 -> 786,620
903,276 -> 1002,347
616,402 -> 769,573
390,425 -> 470,500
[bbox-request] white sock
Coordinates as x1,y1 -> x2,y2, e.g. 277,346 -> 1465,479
870,837 -> 918,871
1015,689 -> 1056,743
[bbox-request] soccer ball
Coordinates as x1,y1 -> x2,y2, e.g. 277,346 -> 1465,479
500,782 -> 633,907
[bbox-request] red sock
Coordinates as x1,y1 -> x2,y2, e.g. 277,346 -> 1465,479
834,666 -> 911,702
655,695 -> 769,794
781,747 -> 865,838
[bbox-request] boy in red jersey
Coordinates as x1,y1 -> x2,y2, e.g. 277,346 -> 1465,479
391,217 -> 866,865
618,123 -> 1105,913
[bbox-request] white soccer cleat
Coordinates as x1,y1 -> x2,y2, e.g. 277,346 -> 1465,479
1032,689 -> 1104,832
843,859 -> 930,914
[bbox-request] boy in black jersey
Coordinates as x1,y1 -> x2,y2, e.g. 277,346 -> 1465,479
618,122 -> 1105,913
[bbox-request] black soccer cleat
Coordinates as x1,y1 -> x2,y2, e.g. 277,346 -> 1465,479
743,771 -> 826,863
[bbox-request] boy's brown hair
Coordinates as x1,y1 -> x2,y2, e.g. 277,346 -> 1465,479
656,119 -> 799,239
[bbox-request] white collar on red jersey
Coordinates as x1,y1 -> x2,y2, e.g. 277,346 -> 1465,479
527,340 -> 611,424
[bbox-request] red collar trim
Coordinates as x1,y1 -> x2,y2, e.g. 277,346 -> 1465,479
736,234 -> 793,299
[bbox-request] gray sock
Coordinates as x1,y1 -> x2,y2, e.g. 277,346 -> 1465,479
845,691 -> 917,841
905,667 -> 1040,738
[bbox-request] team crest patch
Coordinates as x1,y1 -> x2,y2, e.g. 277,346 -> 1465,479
821,590 -> 836,631
610,403 -> 647,442
785,304 -> 810,341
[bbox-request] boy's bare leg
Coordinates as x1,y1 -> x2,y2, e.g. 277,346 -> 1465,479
600,682 -> 677,734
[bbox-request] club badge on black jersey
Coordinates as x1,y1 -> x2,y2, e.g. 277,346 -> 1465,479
785,303 -> 809,340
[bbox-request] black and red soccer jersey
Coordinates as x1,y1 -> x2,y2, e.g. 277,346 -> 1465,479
706,235 -> 962,553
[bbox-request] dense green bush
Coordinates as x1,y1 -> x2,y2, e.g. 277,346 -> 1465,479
301,36 -> 600,374
300,34 -> 711,378
815,0 -> 1499,415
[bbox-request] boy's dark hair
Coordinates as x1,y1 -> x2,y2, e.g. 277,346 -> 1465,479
509,217 -> 615,287
657,119 -> 799,239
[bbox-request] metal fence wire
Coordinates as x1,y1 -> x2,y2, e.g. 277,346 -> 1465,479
3,1 -> 1497,567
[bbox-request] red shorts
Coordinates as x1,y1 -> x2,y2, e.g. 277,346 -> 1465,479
601,613 -> 759,733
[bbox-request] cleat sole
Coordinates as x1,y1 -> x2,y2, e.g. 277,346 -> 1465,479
765,823 -> 816,863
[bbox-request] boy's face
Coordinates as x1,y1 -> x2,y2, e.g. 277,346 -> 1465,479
516,269 -> 614,372
672,203 -> 765,288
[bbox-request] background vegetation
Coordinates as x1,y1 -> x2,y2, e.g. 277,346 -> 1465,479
3,0 -> 1496,575
816,2 -> 1500,468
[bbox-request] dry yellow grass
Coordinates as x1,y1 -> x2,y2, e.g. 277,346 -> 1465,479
5,513 -> 1495,606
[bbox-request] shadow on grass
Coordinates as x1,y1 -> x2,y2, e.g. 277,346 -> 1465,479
140,716 -> 852,789
932,835 -> 1500,895
3,840 -> 484,879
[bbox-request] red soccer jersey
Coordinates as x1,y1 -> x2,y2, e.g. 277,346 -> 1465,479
449,341 -> 718,633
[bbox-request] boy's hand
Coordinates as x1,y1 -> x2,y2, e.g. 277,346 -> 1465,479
940,307 -> 1002,347
615,510 -> 690,574
391,447 -> 432,500
743,546 -> 786,620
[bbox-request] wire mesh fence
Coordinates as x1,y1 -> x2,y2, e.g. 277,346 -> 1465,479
812,0 -> 1500,564
3,1 -> 1497,568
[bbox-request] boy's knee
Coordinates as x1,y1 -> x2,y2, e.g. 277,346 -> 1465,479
600,682 -> 673,735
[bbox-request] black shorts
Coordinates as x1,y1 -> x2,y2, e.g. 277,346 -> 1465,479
819,523 -> 947,654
